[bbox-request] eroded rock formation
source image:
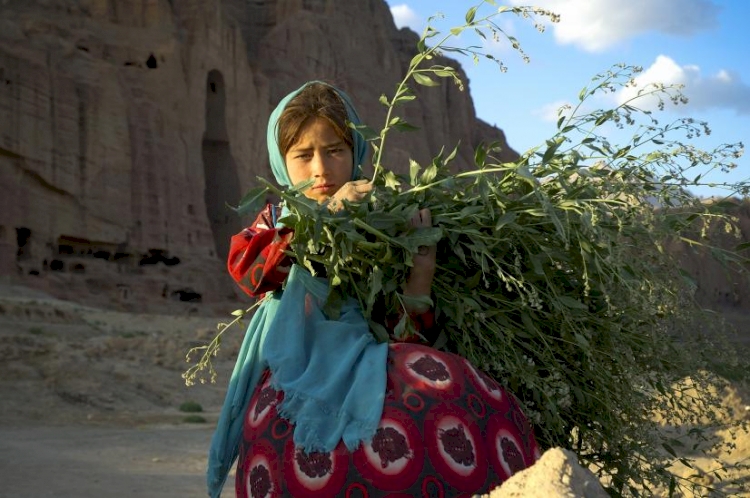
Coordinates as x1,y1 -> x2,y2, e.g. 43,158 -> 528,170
0,0 -> 517,311
668,198 -> 750,312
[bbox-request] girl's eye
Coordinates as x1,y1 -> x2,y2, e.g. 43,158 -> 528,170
328,148 -> 342,154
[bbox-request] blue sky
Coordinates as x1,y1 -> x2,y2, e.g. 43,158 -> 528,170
384,0 -> 749,198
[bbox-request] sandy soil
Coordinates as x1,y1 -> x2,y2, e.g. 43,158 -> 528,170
0,282 -> 748,497
0,283 -> 241,498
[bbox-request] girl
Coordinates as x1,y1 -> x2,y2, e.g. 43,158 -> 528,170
208,81 -> 540,498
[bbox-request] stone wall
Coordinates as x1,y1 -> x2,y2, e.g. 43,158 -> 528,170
0,0 -> 518,312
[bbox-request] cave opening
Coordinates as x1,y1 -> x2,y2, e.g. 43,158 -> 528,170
202,70 -> 241,263
15,227 -> 30,260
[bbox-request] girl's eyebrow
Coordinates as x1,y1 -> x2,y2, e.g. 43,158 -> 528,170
290,140 -> 345,152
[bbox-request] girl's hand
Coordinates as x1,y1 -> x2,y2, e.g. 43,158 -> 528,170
403,208 -> 436,308
328,179 -> 372,212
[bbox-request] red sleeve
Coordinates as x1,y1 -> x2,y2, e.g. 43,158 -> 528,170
227,205 -> 293,297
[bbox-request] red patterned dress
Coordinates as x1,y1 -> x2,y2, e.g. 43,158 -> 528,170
227,206 -> 541,498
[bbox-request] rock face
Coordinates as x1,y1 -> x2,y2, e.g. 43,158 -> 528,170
669,199 -> 750,311
0,0 -> 518,311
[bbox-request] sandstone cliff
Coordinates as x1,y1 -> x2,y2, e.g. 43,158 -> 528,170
0,0 -> 518,311
668,198 -> 750,312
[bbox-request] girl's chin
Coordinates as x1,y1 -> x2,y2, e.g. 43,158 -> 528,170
302,194 -> 330,204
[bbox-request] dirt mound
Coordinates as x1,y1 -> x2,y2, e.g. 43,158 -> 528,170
0,287 -> 241,426
479,448 -> 608,497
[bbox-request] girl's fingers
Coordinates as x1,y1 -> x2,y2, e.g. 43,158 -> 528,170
410,208 -> 432,228
342,179 -> 371,194
328,181 -> 371,212
419,208 -> 432,226
355,182 -> 373,193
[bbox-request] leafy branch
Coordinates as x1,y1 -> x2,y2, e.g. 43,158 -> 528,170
187,2 -> 749,496
182,300 -> 261,386
351,1 -> 560,183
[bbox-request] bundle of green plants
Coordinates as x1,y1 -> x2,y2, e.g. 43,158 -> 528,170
186,2 -> 749,495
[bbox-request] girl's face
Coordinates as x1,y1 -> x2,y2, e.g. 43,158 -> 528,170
285,117 -> 353,202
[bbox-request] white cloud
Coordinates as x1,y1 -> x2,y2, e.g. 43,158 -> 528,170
390,4 -> 422,32
506,0 -> 719,52
534,100 -> 574,123
615,55 -> 750,115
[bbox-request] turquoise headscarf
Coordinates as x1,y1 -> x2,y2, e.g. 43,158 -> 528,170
207,82 -> 387,498
266,80 -> 368,186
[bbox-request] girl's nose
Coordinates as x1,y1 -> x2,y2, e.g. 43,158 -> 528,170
310,152 -> 328,177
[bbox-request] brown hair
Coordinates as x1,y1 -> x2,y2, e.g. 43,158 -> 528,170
277,83 -> 353,156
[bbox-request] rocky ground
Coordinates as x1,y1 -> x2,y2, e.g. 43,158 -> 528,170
0,282 -> 748,497
0,282 -> 241,497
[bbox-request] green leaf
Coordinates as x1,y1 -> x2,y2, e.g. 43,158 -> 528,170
348,123 -> 380,141
409,159 -> 421,184
465,6 -> 477,24
474,143 -> 488,167
393,120 -> 420,132
288,180 -> 315,198
614,146 -> 631,158
594,111 -> 612,126
401,293 -> 434,311
365,211 -> 403,230
394,94 -> 417,106
445,143 -> 459,164
558,296 -> 588,310
432,330 -> 448,349
574,332 -> 590,350
322,288 -> 345,320
662,443 -> 677,458
433,69 -> 455,78
384,170 -> 401,189
542,138 -> 563,164
420,163 -> 438,183
514,164 -> 536,184
231,186 -> 268,217
519,312 -> 538,338
394,227 -> 443,250
495,212 -> 517,230
393,314 -> 408,339
366,267 -> 383,314
368,321 -> 389,342
413,72 -> 440,87
678,458 -> 694,469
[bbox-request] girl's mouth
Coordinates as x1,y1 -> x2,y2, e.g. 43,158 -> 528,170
313,183 -> 336,193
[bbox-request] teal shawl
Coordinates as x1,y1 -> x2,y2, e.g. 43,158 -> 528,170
206,81 -> 387,498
